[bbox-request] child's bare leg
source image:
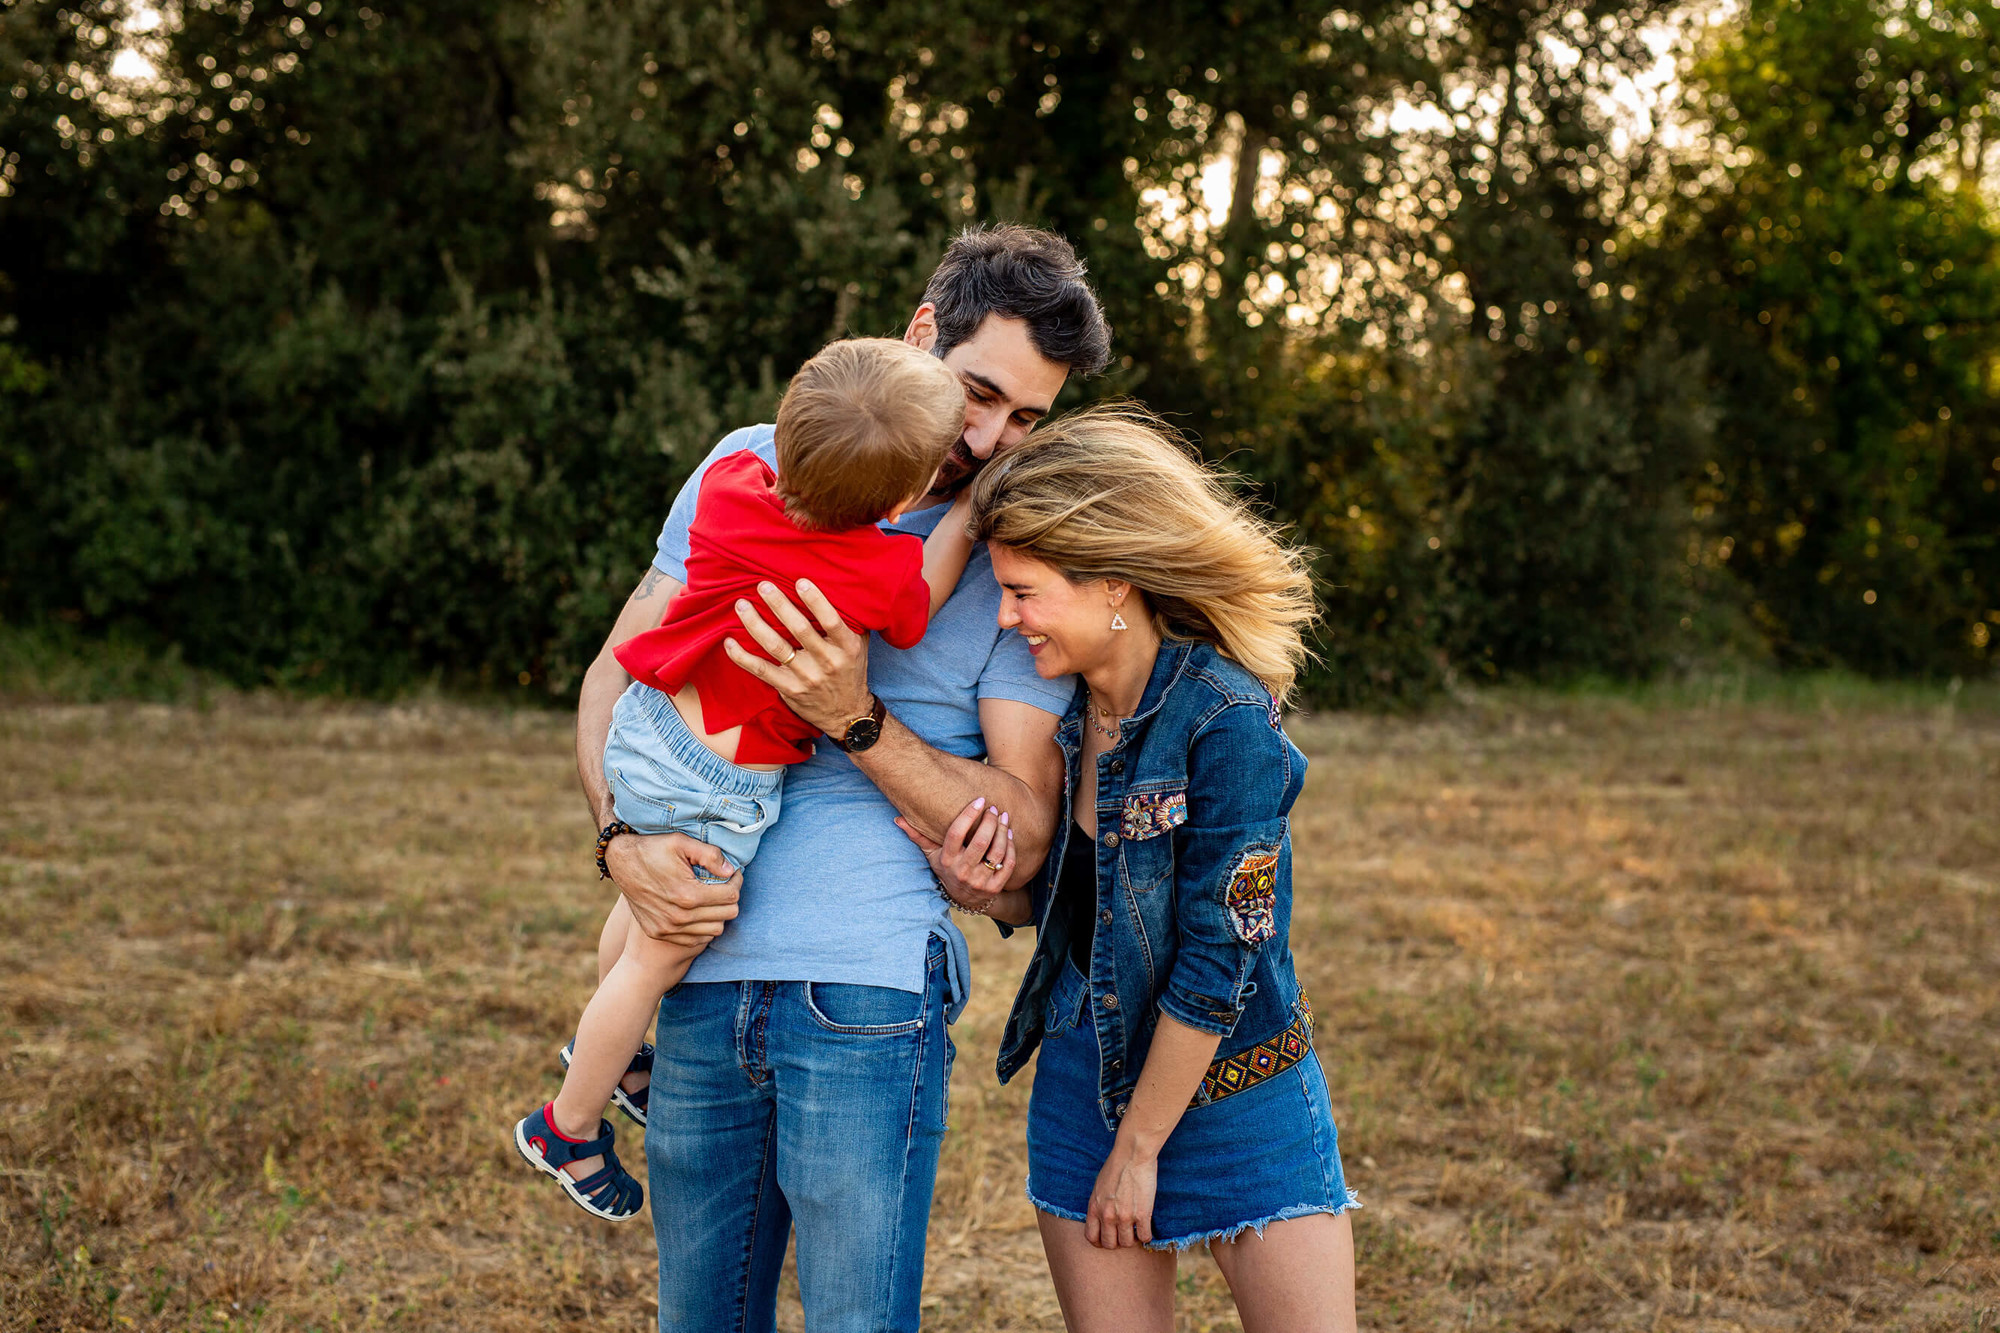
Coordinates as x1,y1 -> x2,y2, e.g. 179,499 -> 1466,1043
548,921 -> 699,1179
597,896 -> 632,983
594,896 -> 664,1098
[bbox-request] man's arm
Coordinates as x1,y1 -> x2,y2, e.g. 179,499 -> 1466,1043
721,578 -> 1063,891
854,697 -> 1063,891
578,565 -> 742,944
576,565 -> 679,826
894,800 -> 1037,925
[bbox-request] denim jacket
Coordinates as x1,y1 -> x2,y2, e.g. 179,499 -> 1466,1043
994,638 -> 1309,1131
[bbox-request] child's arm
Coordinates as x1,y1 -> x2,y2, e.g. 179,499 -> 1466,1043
920,495 -> 976,619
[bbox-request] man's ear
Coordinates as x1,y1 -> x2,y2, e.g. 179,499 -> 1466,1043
904,302 -> 939,352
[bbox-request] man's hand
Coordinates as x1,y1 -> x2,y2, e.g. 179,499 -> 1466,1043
895,796 -> 1017,915
606,831 -> 743,948
722,579 -> 873,736
727,583 -> 1061,901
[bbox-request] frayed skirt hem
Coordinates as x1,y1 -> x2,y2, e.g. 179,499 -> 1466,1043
1023,1184 -> 1088,1225
1024,1179 -> 1362,1252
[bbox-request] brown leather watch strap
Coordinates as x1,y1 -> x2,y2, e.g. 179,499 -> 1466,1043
837,695 -> 887,752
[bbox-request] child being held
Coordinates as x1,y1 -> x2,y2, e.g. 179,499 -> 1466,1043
514,338 -> 975,1220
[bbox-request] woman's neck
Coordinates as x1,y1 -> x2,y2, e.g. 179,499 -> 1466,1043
1082,616 -> 1164,720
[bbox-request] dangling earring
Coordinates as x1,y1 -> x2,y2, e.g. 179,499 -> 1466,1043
1110,608 -> 1128,631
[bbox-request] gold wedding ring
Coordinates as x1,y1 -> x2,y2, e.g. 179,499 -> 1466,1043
778,649 -> 797,666
980,858 -> 1005,872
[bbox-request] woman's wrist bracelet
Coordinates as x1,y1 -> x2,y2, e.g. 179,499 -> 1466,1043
933,875 -> 990,916
596,820 -> 634,880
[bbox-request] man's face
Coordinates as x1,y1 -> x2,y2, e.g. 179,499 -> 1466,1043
905,306 -> 1070,498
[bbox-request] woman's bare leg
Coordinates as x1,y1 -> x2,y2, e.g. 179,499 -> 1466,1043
1208,1211 -> 1357,1333
1036,1210 -> 1177,1333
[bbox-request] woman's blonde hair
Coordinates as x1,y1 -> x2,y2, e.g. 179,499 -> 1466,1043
967,403 -> 1319,705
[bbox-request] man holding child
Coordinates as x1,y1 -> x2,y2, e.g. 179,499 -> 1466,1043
572,225 -> 1111,1331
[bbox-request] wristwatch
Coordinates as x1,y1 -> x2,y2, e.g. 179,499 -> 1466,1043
836,695 -> 887,753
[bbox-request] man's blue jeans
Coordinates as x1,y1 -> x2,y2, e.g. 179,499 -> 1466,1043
645,935 -> 954,1332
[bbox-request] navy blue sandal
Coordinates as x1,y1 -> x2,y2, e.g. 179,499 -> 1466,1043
559,1039 -> 652,1128
512,1103 -> 643,1221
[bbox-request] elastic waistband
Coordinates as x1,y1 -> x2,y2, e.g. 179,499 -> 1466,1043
620,684 -> 787,798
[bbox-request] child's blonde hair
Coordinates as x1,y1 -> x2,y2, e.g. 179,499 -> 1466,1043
774,338 -> 962,530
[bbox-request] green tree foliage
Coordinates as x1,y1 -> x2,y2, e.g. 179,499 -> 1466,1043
1653,0 -> 2000,673
1,0 -> 1991,700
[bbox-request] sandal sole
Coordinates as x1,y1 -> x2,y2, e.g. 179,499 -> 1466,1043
512,1117 -> 643,1222
557,1042 -> 649,1129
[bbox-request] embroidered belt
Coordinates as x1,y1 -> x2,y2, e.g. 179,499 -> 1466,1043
1190,992 -> 1314,1108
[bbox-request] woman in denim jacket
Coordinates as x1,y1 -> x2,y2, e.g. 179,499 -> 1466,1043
908,405 -> 1360,1331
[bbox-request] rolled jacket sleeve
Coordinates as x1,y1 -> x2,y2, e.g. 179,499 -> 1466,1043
1158,704 -> 1301,1037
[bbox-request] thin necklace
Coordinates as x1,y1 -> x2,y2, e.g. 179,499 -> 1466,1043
1086,688 -> 1132,742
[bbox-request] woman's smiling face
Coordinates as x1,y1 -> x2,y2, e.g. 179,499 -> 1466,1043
990,544 -> 1122,680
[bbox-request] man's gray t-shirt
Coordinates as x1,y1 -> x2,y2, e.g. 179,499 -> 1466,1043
648,424 -> 1073,998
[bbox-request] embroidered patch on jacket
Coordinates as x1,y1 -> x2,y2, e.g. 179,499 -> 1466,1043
1224,847 -> 1280,945
1265,694 -> 1283,730
1120,790 -> 1188,842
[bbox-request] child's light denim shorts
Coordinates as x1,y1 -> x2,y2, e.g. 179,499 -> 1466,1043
603,682 -> 784,880
1026,957 -> 1361,1250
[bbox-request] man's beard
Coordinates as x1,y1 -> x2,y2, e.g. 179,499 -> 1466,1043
927,438 -> 984,500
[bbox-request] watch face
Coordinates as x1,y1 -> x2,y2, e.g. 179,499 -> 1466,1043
841,716 -> 883,752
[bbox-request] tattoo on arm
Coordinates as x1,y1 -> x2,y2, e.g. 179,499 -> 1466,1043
635,567 -> 667,600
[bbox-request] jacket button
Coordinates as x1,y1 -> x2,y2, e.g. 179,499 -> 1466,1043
1115,1102 -> 1130,1117
1109,758 -> 1124,774
1110,1058 -> 1122,1070
1101,993 -> 1119,1010
1099,909 -> 1113,926
1102,832 -> 1119,848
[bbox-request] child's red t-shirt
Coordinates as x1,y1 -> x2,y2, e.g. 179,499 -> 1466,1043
612,450 -> 931,764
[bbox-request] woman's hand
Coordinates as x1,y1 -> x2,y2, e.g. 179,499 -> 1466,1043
1085,1139 -> 1159,1249
895,796 -> 1016,913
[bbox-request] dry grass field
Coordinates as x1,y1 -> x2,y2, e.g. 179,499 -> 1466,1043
2,684 -> 1996,1331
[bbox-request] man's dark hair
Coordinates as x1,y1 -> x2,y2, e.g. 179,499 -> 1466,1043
923,224 -> 1112,377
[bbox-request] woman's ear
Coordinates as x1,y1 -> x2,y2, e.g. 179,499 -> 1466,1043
1105,579 -> 1131,607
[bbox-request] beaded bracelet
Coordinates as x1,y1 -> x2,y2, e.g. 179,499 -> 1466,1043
933,874 -> 990,916
596,820 -> 635,880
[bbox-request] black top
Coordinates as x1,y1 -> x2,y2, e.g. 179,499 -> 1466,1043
993,639 -> 1310,1111
1056,820 -> 1097,972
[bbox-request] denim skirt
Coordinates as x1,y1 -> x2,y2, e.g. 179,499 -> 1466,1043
1025,958 -> 1361,1250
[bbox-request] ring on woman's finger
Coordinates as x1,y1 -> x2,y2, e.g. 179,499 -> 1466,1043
778,648 -> 797,666
980,857 -> 1005,872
